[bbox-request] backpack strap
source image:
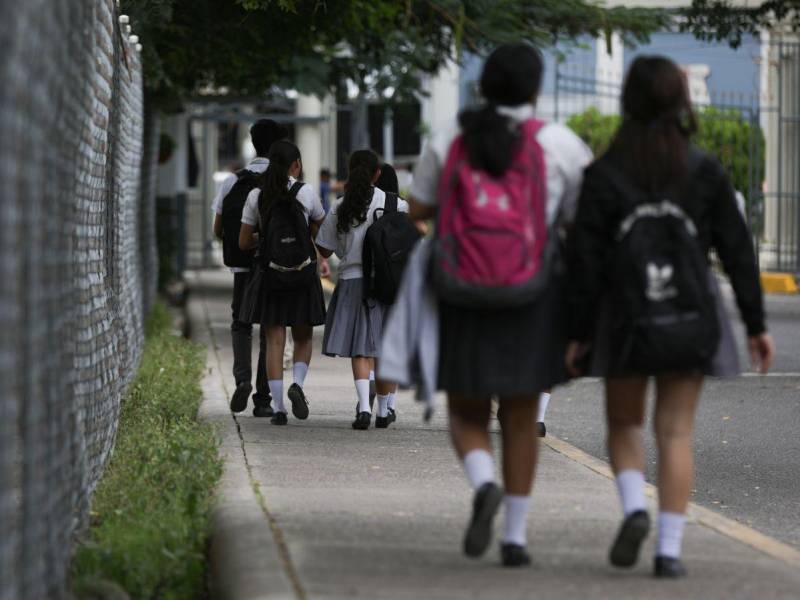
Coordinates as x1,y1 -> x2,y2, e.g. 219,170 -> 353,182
288,180 -> 305,199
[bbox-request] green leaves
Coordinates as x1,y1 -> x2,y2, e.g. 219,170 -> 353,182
681,1 -> 800,48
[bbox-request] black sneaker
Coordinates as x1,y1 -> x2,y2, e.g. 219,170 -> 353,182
230,382 -> 252,413
500,543 -> 531,567
609,510 -> 650,568
654,556 -> 687,578
536,422 -> 546,438
352,411 -> 371,430
288,383 -> 309,420
388,408 -> 397,424
270,411 -> 288,426
252,394 -> 274,418
463,482 -> 503,558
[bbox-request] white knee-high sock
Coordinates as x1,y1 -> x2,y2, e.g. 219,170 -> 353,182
387,392 -> 397,411
269,379 -> 285,413
463,449 -> 494,489
657,511 -> 686,559
537,392 -> 551,423
502,495 -> 530,546
615,469 -> 647,516
292,362 -> 309,388
355,379 -> 371,413
376,394 -> 390,418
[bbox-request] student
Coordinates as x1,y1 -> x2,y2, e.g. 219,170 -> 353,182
565,56 -> 774,578
212,119 -> 288,417
239,140 -> 327,426
408,44 -> 592,566
316,151 -> 407,430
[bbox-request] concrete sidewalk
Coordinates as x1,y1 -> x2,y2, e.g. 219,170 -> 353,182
188,269 -> 800,600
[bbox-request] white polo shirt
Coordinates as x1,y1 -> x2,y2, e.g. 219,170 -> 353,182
211,157 -> 270,273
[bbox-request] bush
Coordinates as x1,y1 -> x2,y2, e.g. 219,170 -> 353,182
567,106 -> 765,205
72,303 -> 221,599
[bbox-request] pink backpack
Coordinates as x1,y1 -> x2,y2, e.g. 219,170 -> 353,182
432,119 -> 551,308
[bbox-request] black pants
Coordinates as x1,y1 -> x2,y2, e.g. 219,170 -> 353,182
232,271 -> 268,401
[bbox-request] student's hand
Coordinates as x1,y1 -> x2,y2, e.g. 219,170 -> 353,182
565,341 -> 591,378
748,332 -> 775,374
319,257 -> 331,279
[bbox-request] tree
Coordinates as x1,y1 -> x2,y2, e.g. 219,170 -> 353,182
123,0 -> 669,110
681,1 -> 800,48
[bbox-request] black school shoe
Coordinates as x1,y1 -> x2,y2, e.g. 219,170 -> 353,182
609,510 -> 651,568
536,422 -> 546,438
375,408 -> 397,428
500,543 -> 532,567
463,482 -> 503,558
388,408 -> 396,423
230,382 -> 252,413
654,556 -> 687,578
252,394 -> 274,418
288,383 -> 309,420
352,411 -> 371,430
270,412 -> 288,426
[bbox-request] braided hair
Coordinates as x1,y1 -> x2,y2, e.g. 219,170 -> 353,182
337,149 -> 379,234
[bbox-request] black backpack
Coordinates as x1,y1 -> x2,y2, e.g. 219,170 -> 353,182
259,181 -> 318,292
602,161 -> 720,374
221,169 -> 261,268
362,192 -> 421,304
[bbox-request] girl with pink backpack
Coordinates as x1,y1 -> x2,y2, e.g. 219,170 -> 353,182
408,44 -> 592,566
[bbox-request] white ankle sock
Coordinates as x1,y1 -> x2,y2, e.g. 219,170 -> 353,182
268,379 -> 285,413
292,362 -> 309,388
377,394 -> 390,418
355,379 -> 371,413
502,495 -> 530,546
387,392 -> 397,411
462,449 -> 494,490
657,511 -> 686,559
615,469 -> 646,516
536,392 -> 551,423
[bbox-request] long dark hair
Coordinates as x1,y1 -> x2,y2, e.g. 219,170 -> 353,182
459,44 -> 543,177
337,149 -> 379,234
607,55 -> 698,193
259,140 -> 301,208
375,162 -> 399,195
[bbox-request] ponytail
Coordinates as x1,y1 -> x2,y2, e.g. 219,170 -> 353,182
459,107 -> 521,177
259,140 -> 301,209
338,149 -> 379,234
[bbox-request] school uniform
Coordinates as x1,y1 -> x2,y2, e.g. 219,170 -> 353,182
316,187 -> 409,357
241,177 -> 327,327
211,157 -> 269,396
566,148 -> 765,377
411,104 -> 593,396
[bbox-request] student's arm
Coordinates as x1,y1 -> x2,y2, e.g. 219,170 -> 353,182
213,214 -> 223,239
239,223 -> 257,250
409,197 -> 437,221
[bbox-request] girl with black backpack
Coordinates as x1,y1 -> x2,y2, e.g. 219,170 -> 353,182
239,140 -> 327,426
316,150 -> 411,430
565,56 -> 774,578
407,44 -> 592,566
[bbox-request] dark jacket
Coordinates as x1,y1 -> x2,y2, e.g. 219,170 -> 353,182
566,146 -> 766,342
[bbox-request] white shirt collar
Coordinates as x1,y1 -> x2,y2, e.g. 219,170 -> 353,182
496,104 -> 535,122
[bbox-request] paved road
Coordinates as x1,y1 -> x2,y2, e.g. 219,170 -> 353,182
191,270 -> 800,599
549,290 -> 800,550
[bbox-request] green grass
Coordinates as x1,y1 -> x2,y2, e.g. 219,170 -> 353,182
72,303 -> 222,599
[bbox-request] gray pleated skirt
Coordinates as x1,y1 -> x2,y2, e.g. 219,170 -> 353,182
322,278 -> 389,358
588,271 -> 740,378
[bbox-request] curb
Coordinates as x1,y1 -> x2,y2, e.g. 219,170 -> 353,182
188,291 -> 299,600
543,434 -> 800,570
760,272 -> 798,294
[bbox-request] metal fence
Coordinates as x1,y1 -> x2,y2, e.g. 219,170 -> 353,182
0,1 -> 156,598
554,39 -> 800,273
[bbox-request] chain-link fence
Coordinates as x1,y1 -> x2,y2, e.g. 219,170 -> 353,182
0,1 -> 157,597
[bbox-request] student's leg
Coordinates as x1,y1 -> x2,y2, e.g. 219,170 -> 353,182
266,326 -> 287,421
373,358 -> 398,427
286,325 -> 313,419
351,356 -> 373,429
536,389 -> 551,438
496,395 -> 538,565
652,374 -> 703,572
449,394 -> 502,559
230,272 -> 254,412
605,376 -> 650,568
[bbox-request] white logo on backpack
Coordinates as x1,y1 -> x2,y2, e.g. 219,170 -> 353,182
646,263 -> 678,302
